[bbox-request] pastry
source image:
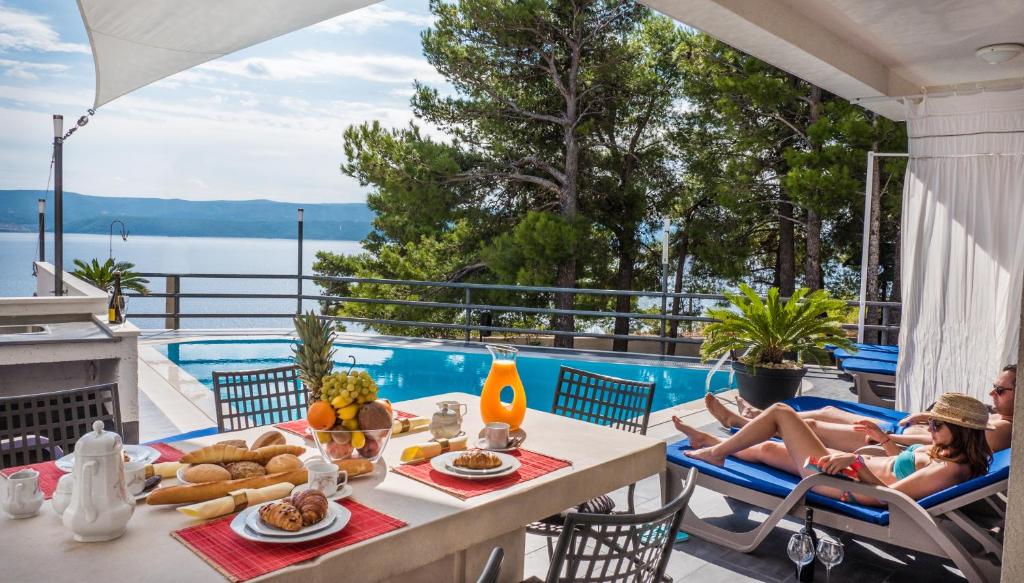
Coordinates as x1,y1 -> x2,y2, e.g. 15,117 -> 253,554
452,450 -> 502,470
215,439 -> 248,450
225,461 -> 267,480
251,430 -> 286,450
289,489 -> 328,526
250,444 -> 306,463
180,444 -> 261,464
183,463 -> 232,483
265,453 -> 303,474
259,501 -> 303,532
147,469 -> 309,505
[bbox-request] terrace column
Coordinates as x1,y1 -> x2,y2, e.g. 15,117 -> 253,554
1001,278 -> 1024,581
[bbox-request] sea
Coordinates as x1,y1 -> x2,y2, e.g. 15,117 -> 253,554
0,232 -> 364,329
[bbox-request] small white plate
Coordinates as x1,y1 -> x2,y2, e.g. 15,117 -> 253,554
245,503 -> 339,537
57,444 -> 161,473
231,503 -> 351,544
430,451 -> 520,480
290,482 -> 354,501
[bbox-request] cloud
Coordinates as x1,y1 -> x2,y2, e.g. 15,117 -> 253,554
0,2 -> 90,54
200,50 -> 444,85
314,5 -> 435,34
0,58 -> 67,80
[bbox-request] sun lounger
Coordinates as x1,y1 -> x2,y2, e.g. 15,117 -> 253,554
841,358 -> 897,408
665,442 -> 1008,582
782,395 -> 905,433
833,347 -> 900,364
826,342 -> 900,354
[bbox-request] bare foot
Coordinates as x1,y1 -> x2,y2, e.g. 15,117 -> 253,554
704,393 -> 749,429
684,446 -> 727,467
672,416 -> 723,450
736,395 -> 763,420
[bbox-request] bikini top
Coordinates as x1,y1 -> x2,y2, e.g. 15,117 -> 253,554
892,444 -> 924,480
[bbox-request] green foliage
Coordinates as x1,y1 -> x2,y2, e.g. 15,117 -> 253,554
699,284 -> 854,366
71,258 -> 149,295
292,312 -> 336,401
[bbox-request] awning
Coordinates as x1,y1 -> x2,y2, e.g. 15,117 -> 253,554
76,0 -> 380,108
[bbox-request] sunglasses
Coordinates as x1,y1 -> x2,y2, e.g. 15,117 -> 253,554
992,384 -> 1015,396
927,419 -> 946,433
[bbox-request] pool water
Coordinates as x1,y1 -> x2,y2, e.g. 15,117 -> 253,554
159,339 -> 732,415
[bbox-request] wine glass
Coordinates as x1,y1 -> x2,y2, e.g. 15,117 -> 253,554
816,536 -> 844,582
787,533 -> 815,578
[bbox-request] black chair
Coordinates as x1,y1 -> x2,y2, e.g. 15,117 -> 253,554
0,383 -> 121,468
543,468 -> 698,583
476,546 -> 504,583
527,366 -> 657,549
212,365 -> 306,432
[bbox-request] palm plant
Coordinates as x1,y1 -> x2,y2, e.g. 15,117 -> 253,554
292,312 -> 336,401
71,258 -> 150,294
700,284 -> 854,367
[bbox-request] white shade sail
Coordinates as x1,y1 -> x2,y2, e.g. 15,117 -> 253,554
76,0 -> 380,108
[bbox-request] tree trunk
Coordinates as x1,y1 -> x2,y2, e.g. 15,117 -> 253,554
803,86 -> 823,290
865,124 -> 883,343
552,40 -> 582,349
667,230 -> 690,356
778,191 -> 796,296
612,238 -> 636,352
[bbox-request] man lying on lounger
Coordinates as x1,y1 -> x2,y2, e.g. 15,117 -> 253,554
701,364 -> 1015,454
674,393 -> 994,506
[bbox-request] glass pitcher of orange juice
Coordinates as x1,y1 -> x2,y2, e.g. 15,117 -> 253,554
480,345 -> 527,430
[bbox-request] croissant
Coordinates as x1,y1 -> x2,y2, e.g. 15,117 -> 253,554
251,444 -> 306,463
180,444 -> 260,464
289,489 -> 329,526
259,501 -> 303,532
453,450 -> 502,469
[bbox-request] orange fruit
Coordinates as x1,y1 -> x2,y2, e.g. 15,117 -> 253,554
307,401 -> 336,430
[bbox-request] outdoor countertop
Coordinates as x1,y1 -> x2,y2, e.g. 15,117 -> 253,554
0,316 -> 116,346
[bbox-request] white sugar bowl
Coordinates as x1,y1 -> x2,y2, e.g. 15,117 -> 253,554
51,473 -> 74,516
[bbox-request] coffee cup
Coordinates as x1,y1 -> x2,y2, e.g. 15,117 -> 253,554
1,468 -> 44,519
124,461 -> 147,496
306,457 -> 347,497
480,422 -> 511,449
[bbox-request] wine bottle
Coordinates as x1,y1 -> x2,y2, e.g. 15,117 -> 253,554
108,271 -> 125,324
797,507 -> 818,581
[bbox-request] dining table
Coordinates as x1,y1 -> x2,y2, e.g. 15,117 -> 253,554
0,391 -> 667,583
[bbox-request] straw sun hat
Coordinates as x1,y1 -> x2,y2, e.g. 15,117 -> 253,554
926,393 -> 995,431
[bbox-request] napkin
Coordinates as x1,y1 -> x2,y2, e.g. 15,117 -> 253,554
147,462 -> 185,479
399,435 -> 468,463
391,417 -> 430,436
176,483 -> 295,520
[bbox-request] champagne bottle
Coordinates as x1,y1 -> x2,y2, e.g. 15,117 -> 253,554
797,507 -> 818,581
108,271 -> 125,324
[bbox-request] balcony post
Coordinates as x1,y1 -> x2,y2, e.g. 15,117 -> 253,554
165,275 -> 180,330
297,208 -> 304,315
464,288 -> 472,342
37,198 -> 45,263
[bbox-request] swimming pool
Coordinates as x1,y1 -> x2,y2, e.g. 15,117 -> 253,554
158,339 -> 733,414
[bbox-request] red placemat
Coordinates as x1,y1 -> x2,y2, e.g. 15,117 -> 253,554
0,442 -> 184,499
275,410 -> 416,438
172,499 -> 406,582
393,449 -> 572,500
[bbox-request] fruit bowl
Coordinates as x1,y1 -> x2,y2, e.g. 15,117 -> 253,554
311,426 -> 393,463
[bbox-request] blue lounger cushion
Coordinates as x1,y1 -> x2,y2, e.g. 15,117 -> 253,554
841,358 -> 897,376
667,440 -> 1010,527
146,426 -> 219,444
826,343 -> 899,354
833,348 -> 899,364
783,396 -> 905,433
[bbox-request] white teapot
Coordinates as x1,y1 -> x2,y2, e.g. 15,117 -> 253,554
63,420 -> 135,542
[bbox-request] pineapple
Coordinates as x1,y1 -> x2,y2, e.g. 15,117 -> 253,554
292,311 -> 336,401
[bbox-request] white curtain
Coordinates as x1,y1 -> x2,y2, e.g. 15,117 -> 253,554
897,88 -> 1024,413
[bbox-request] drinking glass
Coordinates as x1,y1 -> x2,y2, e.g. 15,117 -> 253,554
817,537 -> 844,582
787,533 -> 815,579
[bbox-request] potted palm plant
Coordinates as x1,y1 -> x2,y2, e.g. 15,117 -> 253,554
700,284 -> 854,408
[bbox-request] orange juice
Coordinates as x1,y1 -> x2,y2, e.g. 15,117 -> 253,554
480,345 -> 527,430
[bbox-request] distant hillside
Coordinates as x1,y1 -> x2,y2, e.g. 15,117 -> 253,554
0,190 -> 373,241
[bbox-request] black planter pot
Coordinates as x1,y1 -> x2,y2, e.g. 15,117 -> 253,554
731,361 -> 806,409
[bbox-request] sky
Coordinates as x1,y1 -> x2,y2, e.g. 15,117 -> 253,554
0,0 -> 444,204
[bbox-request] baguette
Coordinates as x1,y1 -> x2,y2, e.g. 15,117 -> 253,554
147,469 -> 309,505
180,444 -> 261,464
250,444 -> 306,463
335,458 -> 374,477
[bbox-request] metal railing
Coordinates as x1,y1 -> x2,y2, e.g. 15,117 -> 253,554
127,272 -> 903,350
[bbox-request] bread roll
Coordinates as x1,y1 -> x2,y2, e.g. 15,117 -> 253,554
183,464 -> 231,483
251,430 -> 285,450
215,439 -> 248,450
147,469 -> 309,505
225,461 -> 266,480
265,454 -> 303,474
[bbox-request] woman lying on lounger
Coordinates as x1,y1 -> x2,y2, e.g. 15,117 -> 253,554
674,393 -> 993,506
703,364 -> 1015,454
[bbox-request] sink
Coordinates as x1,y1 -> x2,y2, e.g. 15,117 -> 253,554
0,324 -> 49,335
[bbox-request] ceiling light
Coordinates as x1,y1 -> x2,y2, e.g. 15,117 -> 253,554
975,43 -> 1024,65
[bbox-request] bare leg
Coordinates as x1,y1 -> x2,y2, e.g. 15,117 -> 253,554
735,396 -> 762,419
673,417 -> 806,475
805,419 -> 870,452
704,393 -> 749,429
737,398 -> 875,427
685,403 -> 830,473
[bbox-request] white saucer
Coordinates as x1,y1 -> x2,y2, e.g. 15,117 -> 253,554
244,502 -> 339,537
430,451 -> 520,480
231,502 -> 351,544
474,428 -> 526,452
57,444 -> 161,473
290,483 -> 354,501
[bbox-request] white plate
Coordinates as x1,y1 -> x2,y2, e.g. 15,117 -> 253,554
430,451 -> 520,480
245,502 -> 339,537
176,465 -> 192,484
291,483 -> 354,501
57,444 -> 161,473
443,458 -> 508,475
230,503 -> 351,544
